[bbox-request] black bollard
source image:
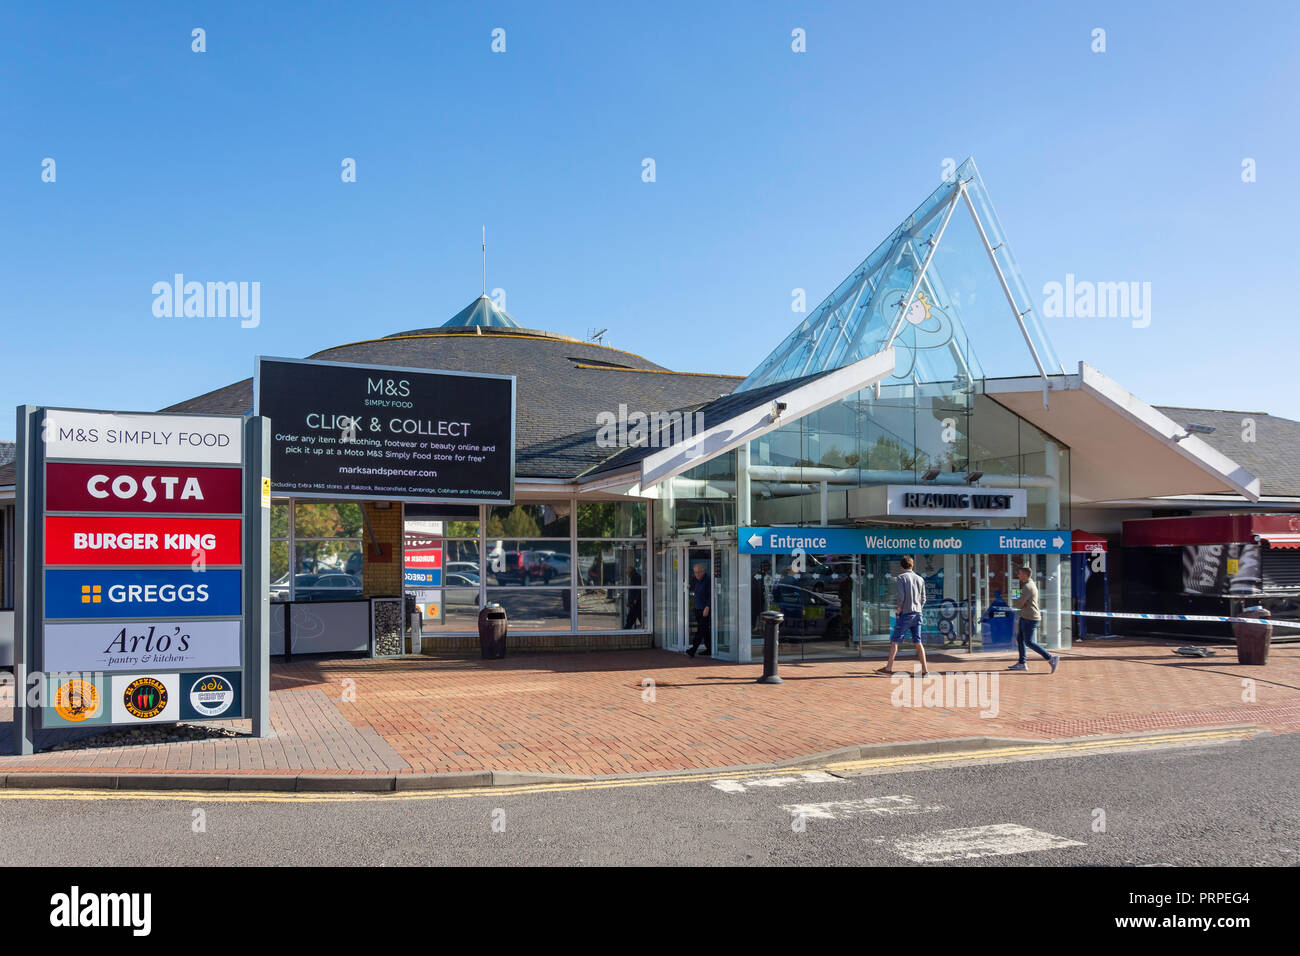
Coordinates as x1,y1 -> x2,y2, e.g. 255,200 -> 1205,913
757,610 -> 784,684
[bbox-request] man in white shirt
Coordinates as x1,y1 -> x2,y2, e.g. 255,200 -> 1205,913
1007,565 -> 1059,673
876,556 -> 929,676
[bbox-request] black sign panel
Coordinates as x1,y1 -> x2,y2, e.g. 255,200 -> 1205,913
255,357 -> 515,503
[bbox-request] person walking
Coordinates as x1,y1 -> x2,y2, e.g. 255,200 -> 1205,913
624,567 -> 644,629
876,556 -> 929,676
688,562 -> 712,657
1008,565 -> 1060,673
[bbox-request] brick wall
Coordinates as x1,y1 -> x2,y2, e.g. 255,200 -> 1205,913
414,632 -> 654,654
361,502 -> 402,598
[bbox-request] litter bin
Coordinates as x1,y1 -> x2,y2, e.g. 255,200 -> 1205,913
478,602 -> 508,660
1232,605 -> 1271,665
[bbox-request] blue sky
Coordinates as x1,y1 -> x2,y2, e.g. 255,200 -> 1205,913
2,0 -> 1298,440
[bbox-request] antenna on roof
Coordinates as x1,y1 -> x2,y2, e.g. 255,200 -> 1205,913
481,225 -> 486,296
588,327 -> 608,345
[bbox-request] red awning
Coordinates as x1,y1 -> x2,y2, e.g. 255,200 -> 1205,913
1258,533 -> 1300,550
1072,530 -> 1109,553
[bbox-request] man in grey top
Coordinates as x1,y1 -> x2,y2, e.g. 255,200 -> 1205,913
1008,565 -> 1059,673
876,556 -> 929,676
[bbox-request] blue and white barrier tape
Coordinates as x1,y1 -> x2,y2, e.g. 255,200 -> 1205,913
1049,609 -> 1300,630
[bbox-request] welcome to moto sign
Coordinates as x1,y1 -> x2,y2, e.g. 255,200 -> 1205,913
11,405 -> 271,755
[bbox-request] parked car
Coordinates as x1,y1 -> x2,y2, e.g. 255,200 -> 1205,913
771,583 -> 842,639
526,550 -> 571,584
296,572 -> 364,602
445,561 -> 480,577
270,572 -> 336,602
489,550 -> 528,585
444,572 -> 482,606
799,560 -> 852,593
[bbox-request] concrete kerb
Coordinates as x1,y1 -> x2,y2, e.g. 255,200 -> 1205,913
0,725 -> 1262,794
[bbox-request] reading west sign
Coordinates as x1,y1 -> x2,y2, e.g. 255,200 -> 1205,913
255,356 -> 515,504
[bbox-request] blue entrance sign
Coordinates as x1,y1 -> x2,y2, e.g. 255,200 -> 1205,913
739,527 -> 1071,555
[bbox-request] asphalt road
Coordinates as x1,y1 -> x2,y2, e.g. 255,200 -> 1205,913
1,733 -> 1296,867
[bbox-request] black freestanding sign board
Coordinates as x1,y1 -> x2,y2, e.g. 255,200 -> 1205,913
255,357 -> 516,504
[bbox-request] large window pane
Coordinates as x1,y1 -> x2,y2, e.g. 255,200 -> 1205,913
485,541 -> 572,586
440,541 -> 482,580
577,542 -> 645,587
295,502 -> 364,538
271,501 -> 290,538
486,588 -> 571,630
293,541 -> 363,601
578,588 -> 646,630
486,502 -> 571,538
577,502 -> 647,538
270,541 -> 290,602
413,589 -> 481,632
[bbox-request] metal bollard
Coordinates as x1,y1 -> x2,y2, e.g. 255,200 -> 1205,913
756,610 -> 784,684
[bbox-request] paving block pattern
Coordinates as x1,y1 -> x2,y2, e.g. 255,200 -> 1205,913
1,640 -> 1296,776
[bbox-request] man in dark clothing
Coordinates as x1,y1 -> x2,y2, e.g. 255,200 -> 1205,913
624,567 -> 644,629
688,562 -> 711,657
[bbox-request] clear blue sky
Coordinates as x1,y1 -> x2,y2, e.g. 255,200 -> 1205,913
2,0 -> 1298,441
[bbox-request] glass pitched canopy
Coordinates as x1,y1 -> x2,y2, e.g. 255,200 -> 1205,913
442,294 -> 522,329
735,158 -> 1062,394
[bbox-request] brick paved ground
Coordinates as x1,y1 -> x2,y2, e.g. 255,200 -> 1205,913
1,639 -> 1297,776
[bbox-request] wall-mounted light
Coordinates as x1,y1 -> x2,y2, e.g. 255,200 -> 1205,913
770,400 -> 788,421
921,468 -> 941,482
965,471 -> 984,484
1173,423 -> 1216,442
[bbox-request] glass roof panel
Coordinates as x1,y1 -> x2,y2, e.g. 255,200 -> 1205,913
735,158 -> 1062,392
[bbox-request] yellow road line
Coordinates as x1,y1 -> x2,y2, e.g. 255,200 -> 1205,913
0,728 -> 1253,804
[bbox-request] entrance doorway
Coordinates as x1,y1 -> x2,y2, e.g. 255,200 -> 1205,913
685,547 -> 713,655
664,543 -> 723,656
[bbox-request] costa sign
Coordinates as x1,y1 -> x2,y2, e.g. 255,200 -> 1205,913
45,462 -> 242,514
44,516 -> 242,566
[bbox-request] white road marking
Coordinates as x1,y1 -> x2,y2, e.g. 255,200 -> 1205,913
711,771 -> 839,794
780,794 -> 945,821
893,823 -> 1085,862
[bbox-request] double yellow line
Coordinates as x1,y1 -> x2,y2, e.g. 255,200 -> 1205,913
0,728 -> 1253,804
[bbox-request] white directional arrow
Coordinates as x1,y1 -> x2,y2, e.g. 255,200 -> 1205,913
1052,536 -> 1065,549
748,533 -> 764,549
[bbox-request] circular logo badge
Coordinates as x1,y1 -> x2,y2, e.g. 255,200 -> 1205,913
54,679 -> 99,722
123,677 -> 168,719
189,675 -> 235,718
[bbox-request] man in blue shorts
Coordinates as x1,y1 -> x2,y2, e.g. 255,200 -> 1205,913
876,555 -> 929,676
